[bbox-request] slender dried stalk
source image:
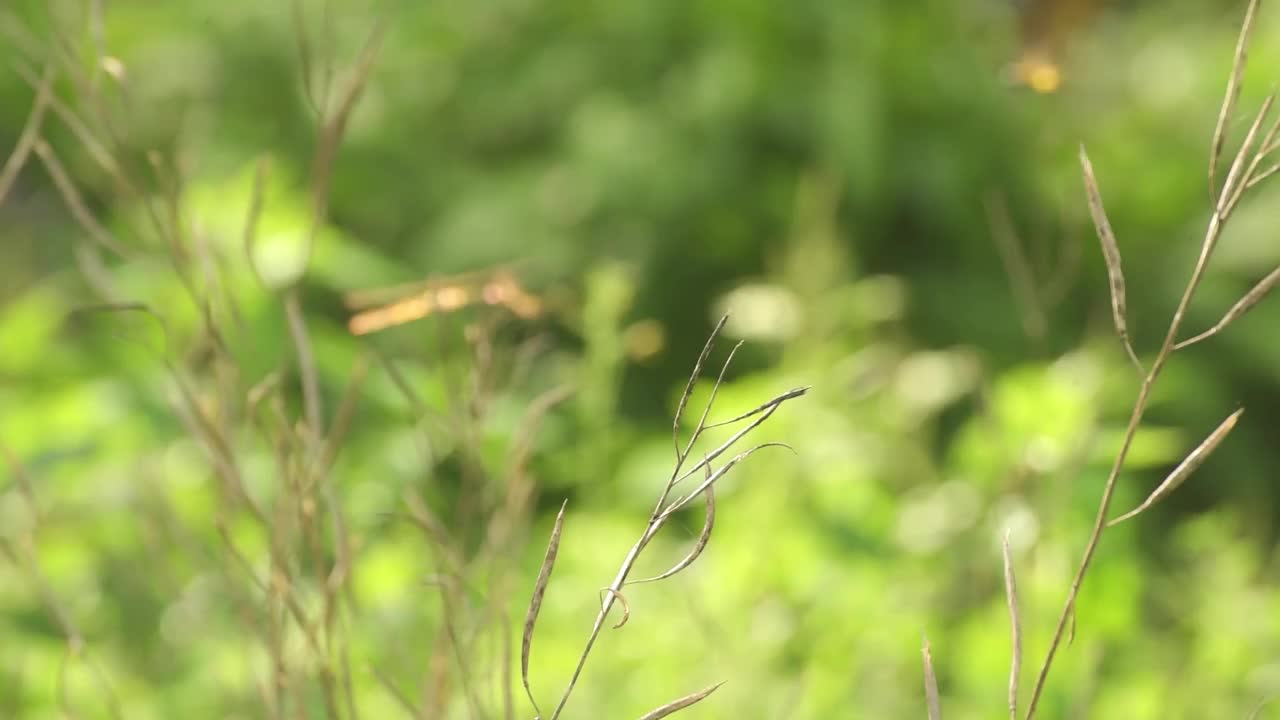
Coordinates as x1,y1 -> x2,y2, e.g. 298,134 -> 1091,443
1003,532 -> 1022,720
530,317 -> 806,720
1219,92 -> 1277,216
1209,0 -> 1261,199
1024,4 -> 1277,715
922,633 -> 942,720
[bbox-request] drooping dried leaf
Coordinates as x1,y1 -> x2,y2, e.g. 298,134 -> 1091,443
598,588 -> 631,629
665,442 -> 794,517
628,485 -> 716,586
522,500 -> 568,719
1109,408 -> 1244,527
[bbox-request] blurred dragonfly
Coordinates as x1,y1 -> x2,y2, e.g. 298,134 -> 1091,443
343,265 -> 545,336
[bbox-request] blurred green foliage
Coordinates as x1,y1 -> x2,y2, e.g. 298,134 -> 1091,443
3,0 -> 1280,718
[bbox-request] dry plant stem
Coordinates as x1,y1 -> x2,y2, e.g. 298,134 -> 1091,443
33,139 -> 129,257
1024,157 -> 1243,719
1174,265 -> 1280,349
534,317 -> 806,720
1219,92 -> 1276,216
0,63 -> 54,206
285,290 -> 324,436
1003,532 -> 1022,720
544,394 -> 800,720
1209,0 -> 1261,199
922,634 -> 942,720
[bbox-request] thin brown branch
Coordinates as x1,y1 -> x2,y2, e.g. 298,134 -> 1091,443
0,63 -> 55,206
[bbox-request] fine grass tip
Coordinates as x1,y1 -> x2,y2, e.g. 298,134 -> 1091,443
1210,0 -> 1261,201
635,681 -> 726,720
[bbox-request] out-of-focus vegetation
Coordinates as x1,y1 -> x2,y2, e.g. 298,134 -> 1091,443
3,0 -> 1280,718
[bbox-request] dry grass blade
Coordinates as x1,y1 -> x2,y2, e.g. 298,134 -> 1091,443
1247,695 -> 1277,719
703,386 -> 811,430
1220,92 -> 1277,215
301,16 -> 386,272
1175,266 -> 1280,350
672,387 -> 809,487
285,290 -> 323,435
628,484 -> 715,586
1210,0 -> 1261,199
522,500 -> 568,719
1003,531 -> 1022,720
672,315 -> 729,461
1079,145 -> 1142,374
1245,156 -> 1280,189
922,633 -> 942,720
681,341 -> 744,462
1109,408 -> 1244,527
243,155 -> 271,286
635,681 -> 726,720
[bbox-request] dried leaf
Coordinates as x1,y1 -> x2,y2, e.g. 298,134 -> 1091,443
1079,146 -> 1142,373
522,500 -> 568,719
1003,532 -> 1021,720
636,681 -> 725,720
1175,266 -> 1280,350
1109,408 -> 1244,527
923,633 -> 942,720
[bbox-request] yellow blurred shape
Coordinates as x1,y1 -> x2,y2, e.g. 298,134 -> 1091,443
1009,52 -> 1063,94
623,318 -> 666,362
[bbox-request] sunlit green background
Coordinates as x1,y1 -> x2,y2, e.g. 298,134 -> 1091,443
3,0 -> 1280,718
